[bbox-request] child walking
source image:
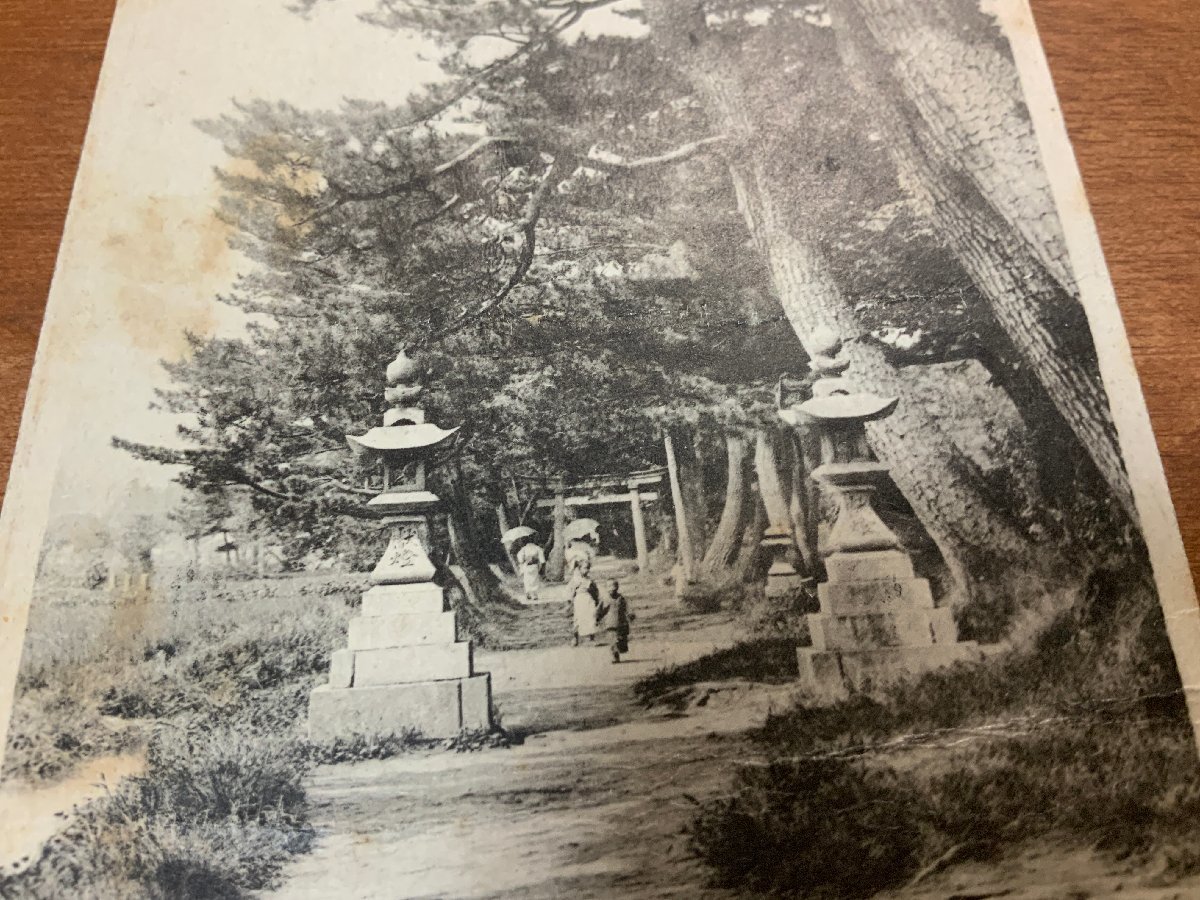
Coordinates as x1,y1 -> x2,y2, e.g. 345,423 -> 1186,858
599,580 -> 632,663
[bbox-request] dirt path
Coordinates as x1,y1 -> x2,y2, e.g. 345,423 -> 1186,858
268,565 -> 1200,899
267,571 -> 796,899
270,701 -> 786,899
0,752 -> 144,873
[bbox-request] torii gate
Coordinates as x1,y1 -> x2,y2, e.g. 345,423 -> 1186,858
515,468 -> 665,577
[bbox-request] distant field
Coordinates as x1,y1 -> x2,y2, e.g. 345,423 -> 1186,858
5,569 -> 363,783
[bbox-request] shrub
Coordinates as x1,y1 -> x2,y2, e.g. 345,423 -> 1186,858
2,724 -> 313,899
690,565 -> 1200,894
694,715 -> 1200,896
691,756 -> 925,897
678,580 -> 725,613
2,685 -> 140,782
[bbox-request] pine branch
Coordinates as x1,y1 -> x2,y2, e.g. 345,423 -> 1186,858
586,134 -> 730,171
315,135 -> 516,221
418,161 -> 557,347
112,437 -> 301,503
360,0 -> 622,132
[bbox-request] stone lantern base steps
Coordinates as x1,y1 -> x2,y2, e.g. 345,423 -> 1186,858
308,582 -> 492,741
797,549 -> 981,700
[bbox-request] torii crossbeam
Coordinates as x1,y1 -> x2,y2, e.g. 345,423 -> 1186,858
513,468 -> 667,575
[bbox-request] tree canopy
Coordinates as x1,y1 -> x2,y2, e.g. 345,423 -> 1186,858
119,0 -> 1140,614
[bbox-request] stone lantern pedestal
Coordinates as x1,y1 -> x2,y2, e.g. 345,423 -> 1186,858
797,461 -> 978,699
762,524 -> 808,602
784,330 -> 979,701
308,350 -> 492,741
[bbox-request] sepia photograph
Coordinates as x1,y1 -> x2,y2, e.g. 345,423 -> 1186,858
1,0 -> 1199,897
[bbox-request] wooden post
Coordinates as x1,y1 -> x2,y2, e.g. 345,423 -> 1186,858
546,477 -> 567,581
630,483 -> 649,573
664,432 -> 694,583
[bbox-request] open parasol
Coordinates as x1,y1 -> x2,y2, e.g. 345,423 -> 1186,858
500,525 -> 538,546
564,518 -> 600,542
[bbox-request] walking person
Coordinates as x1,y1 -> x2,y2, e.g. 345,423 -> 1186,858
571,574 -> 601,646
565,530 -> 597,590
599,580 -> 632,663
515,539 -> 546,602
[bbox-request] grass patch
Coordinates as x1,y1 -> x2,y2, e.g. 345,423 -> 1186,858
634,638 -> 799,708
1,572 -> 363,897
3,569 -> 513,897
690,568 -> 1200,894
692,716 -> 1200,897
3,573 -> 359,783
2,724 -> 314,899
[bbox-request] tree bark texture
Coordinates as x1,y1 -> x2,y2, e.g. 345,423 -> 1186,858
495,504 -> 518,572
443,467 -> 505,605
700,432 -> 751,577
749,163 -> 1051,599
833,0 -> 1136,525
732,489 -> 768,584
681,429 -> 711,555
641,3 -> 1060,602
670,427 -> 710,570
755,429 -> 791,531
664,430 -> 696,581
546,480 -> 566,581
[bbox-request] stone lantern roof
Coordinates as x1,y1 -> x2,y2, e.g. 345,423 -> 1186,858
344,347 -> 461,463
346,423 -> 460,461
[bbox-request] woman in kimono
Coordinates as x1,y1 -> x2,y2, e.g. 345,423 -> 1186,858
515,539 -> 546,602
564,531 -> 597,590
571,574 -> 601,646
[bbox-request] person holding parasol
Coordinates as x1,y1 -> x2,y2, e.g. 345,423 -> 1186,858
502,525 -> 545,602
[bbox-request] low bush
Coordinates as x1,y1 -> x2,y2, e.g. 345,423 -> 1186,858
692,715 -> 1200,897
691,756 -> 926,897
2,683 -> 140,782
2,723 -> 313,899
691,565 -> 1200,894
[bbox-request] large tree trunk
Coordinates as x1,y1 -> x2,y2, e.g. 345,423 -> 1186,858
831,0 -> 1136,525
756,427 -> 815,582
700,432 -> 751,578
495,504 -> 519,573
643,3 -> 1060,603
545,478 -> 566,582
728,145 -> 1050,599
666,427 -> 709,575
664,430 -> 696,582
679,429 -> 711,555
443,464 -> 506,606
731,489 -> 768,584
754,429 -> 791,532
787,426 -> 821,579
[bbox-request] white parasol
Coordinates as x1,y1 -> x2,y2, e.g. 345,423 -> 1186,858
564,518 -> 600,542
501,525 -> 538,546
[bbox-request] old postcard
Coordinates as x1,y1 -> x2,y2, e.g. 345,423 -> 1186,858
2,1 -> 1199,897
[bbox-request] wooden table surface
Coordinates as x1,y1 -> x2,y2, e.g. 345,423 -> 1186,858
1,0 -> 1198,578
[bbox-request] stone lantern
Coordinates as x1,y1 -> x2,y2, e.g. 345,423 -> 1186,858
780,329 -> 979,700
308,348 -> 492,740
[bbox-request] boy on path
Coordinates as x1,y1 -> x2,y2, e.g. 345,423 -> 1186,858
598,580 -> 632,663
